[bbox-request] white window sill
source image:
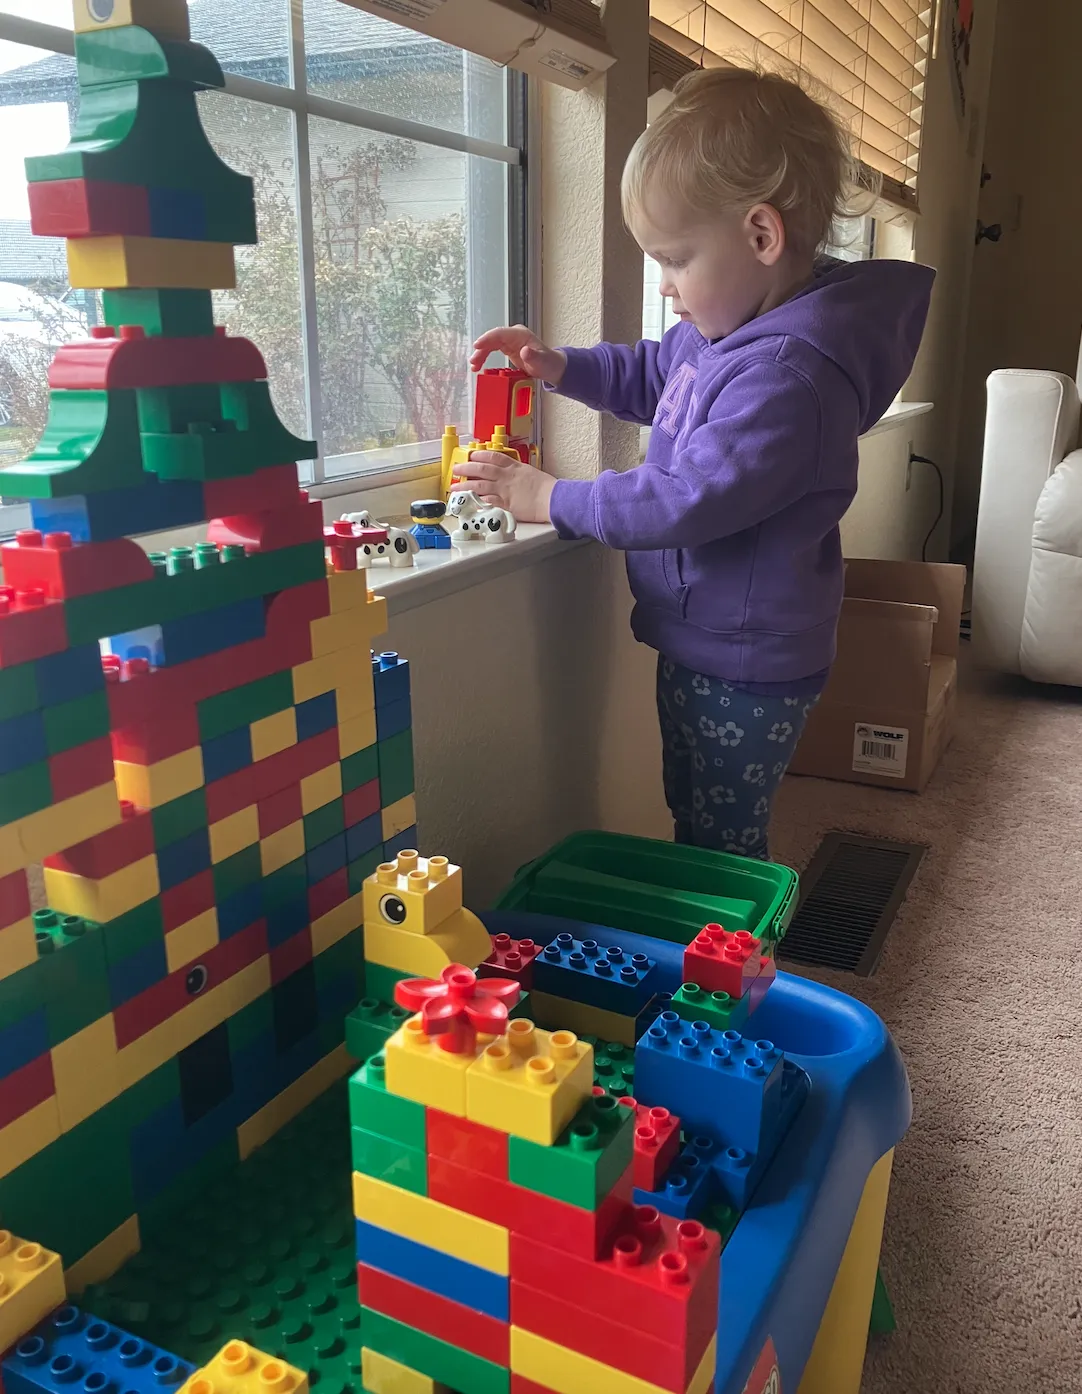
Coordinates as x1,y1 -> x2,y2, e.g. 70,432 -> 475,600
860,400 -> 933,439
374,523 -> 588,617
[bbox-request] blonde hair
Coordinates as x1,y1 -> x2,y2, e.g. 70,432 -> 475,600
623,66 -> 869,256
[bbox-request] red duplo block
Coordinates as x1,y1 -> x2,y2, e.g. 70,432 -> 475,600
0,589 -> 67,669
29,177 -> 150,238
114,918 -> 268,1049
510,1278 -> 703,1393
509,1209 -> 720,1356
477,933 -> 542,989
111,708 -> 201,765
307,867 -> 348,922
43,801 -> 153,878
160,869 -> 216,934
342,779 -> 380,830
427,1155 -> 633,1261
473,367 -> 534,443
0,869 -> 31,930
632,1103 -> 681,1194
264,578 -> 330,637
511,1378 -> 558,1394
257,783 -> 303,840
203,464 -> 301,518
682,924 -> 764,1001
1,533 -> 153,602
48,736 -> 115,801
426,1109 -> 508,1181
356,1263 -> 509,1366
207,497 -> 325,554
205,728 -> 338,824
48,325 -> 267,392
270,926 -> 312,986
0,1054 -> 55,1131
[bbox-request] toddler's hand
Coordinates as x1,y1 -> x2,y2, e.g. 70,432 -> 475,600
470,325 -> 567,387
457,452 -> 556,524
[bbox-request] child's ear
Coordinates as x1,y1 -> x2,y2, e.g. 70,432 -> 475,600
746,204 -> 786,266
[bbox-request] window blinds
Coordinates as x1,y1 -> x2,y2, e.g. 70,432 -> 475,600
648,0 -> 932,208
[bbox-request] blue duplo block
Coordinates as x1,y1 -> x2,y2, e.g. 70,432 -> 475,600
306,832 -> 347,886
375,695 -> 411,743
265,893 -> 309,949
354,1218 -> 509,1322
372,652 -> 410,710
157,596 -> 265,666
1,1307 -> 194,1394
409,522 -> 450,550
383,826 -> 416,860
532,933 -> 660,1017
295,690 -> 337,742
346,812 -> 382,863
0,710 -> 46,775
634,1013 -> 787,1156
148,186 -> 207,240
634,1135 -> 718,1221
107,938 -> 168,1009
217,882 -> 263,940
30,480 -> 205,543
201,725 -> 253,784
35,644 -> 103,706
155,826 -> 211,891
0,1008 -> 48,1081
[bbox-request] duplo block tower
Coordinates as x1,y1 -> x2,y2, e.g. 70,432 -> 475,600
0,0 -> 417,1277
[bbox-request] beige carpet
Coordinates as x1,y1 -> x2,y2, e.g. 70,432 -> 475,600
772,659 -> 1082,1393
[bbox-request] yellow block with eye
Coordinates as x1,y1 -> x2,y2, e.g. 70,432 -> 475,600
362,852 -> 463,936
73,0 -> 191,40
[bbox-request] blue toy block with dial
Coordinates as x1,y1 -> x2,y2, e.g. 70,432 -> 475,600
532,932 -> 659,1016
2,1305 -> 193,1394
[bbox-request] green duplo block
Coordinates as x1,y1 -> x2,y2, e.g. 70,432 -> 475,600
363,962 -> 411,1004
0,957 -> 45,1034
347,848 -> 383,897
0,662 -> 39,722
360,1308 -> 509,1394
351,1125 -> 427,1195
508,1091 -> 634,1210
0,760 -> 53,825
99,898 -> 164,966
0,389 -> 144,499
670,981 -> 748,1033
344,997 -> 410,1062
151,788 -> 207,848
103,289 -> 215,339
42,690 -> 110,757
137,383 -> 225,435
341,744 -> 379,795
262,856 -> 307,910
227,990 -> 275,1057
589,1039 -> 636,1098
348,1055 -> 425,1148
304,798 -> 344,852
313,927 -> 363,991
75,27 -> 225,91
197,670 -> 294,742
141,382 -> 316,481
37,914 -> 112,1047
213,844 -> 262,903
377,731 -> 414,808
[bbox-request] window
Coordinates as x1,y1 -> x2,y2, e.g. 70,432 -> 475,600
0,0 -> 526,513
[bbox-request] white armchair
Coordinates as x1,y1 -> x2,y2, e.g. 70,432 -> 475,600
972,357 -> 1082,684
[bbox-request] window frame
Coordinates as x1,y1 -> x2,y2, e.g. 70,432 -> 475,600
0,7 -> 528,518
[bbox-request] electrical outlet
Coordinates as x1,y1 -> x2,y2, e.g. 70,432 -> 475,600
905,443 -> 914,491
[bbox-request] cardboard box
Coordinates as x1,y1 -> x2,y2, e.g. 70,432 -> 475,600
788,559 -> 966,792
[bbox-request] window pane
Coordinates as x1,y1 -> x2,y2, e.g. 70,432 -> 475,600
197,91 -> 309,448
0,1 -> 72,28
304,0 -> 507,145
190,0 -> 291,86
308,116 -> 507,466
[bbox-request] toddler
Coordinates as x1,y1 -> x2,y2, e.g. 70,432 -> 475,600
459,67 -> 935,859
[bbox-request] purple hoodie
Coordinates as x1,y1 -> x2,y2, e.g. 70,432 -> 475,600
549,259 -> 935,683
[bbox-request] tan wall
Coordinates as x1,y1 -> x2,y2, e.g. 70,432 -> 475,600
954,0 -> 1082,548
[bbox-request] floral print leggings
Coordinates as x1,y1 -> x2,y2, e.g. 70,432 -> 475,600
656,655 -> 820,861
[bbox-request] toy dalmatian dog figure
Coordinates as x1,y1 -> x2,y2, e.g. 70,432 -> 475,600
340,511 -> 419,568
446,491 -> 517,547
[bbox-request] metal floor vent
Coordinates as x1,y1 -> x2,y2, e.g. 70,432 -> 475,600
779,832 -> 925,976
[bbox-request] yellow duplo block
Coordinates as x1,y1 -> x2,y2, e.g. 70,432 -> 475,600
352,1173 -> 508,1275
0,916 -> 37,980
291,649 -> 366,706
361,1348 -> 446,1394
51,1013 -> 121,1132
466,1020 -> 594,1146
165,909 -> 219,975
300,763 -> 342,815
326,570 -> 369,614
68,237 -> 236,292
260,822 -> 306,878
309,611 -> 366,659
364,910 -> 491,979
334,681 -> 375,722
0,1230 -> 66,1352
44,854 -> 159,925
65,1215 -> 140,1295
363,852 -> 464,937
511,1330 -> 717,1394
310,892 -> 363,958
365,592 -> 389,637
250,708 -> 297,763
115,748 -> 203,810
0,783 -> 121,878
180,1341 -> 308,1394
0,1099 -> 60,1183
72,0 -> 190,40
381,795 -> 416,842
209,806 -> 260,864
527,989 -> 637,1048
337,709 -> 377,758
384,1015 -> 488,1116
237,1044 -> 352,1160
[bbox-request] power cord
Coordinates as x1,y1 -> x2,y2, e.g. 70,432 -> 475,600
910,452 -> 943,562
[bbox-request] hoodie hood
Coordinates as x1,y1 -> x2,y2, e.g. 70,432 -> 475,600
715,258 -> 936,433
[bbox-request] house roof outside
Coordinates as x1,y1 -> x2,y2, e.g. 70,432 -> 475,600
0,219 -> 64,283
